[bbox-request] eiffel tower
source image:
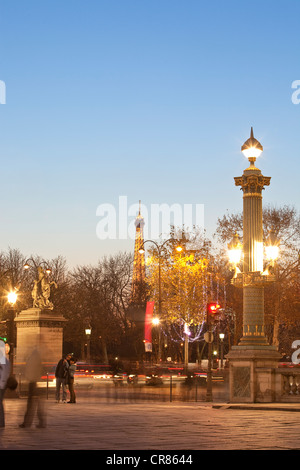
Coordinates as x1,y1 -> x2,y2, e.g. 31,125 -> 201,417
131,200 -> 146,304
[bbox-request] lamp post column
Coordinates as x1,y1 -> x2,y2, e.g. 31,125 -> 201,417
234,152 -> 270,347
227,128 -> 281,403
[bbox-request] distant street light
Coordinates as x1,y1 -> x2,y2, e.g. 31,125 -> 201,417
219,333 -> 225,369
85,327 -> 91,363
152,318 -> 162,362
24,258 -> 52,274
7,290 -> 18,373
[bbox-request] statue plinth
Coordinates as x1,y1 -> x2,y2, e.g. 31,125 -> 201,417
226,346 -> 281,403
14,307 -> 66,375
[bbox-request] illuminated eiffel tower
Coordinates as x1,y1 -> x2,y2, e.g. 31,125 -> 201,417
131,200 -> 146,304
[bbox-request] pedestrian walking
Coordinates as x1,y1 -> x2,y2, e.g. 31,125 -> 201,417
67,357 -> 77,403
55,353 -> 71,403
0,339 -> 10,428
19,348 -> 46,428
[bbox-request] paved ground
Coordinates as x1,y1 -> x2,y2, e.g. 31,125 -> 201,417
1,392 -> 300,452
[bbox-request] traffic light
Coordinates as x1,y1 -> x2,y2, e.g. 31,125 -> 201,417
207,302 -> 221,323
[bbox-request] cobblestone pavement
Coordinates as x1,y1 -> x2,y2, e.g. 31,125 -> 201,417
1,395 -> 300,451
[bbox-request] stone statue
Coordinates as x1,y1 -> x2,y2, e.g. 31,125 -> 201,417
32,267 -> 57,310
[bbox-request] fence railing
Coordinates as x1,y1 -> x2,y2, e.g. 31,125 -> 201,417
275,369 -> 300,402
14,373 -> 229,403
16,368 -> 300,403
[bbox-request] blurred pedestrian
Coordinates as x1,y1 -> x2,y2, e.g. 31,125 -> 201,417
55,353 -> 71,403
19,348 -> 46,428
67,357 -> 77,403
0,339 -> 10,428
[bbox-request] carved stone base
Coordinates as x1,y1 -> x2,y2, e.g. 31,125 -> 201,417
14,308 -> 66,374
227,346 -> 281,403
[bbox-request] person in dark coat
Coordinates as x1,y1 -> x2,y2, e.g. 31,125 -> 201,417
55,353 -> 71,403
67,357 -> 77,403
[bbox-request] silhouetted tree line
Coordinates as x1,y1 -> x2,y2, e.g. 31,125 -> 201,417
0,205 -> 298,365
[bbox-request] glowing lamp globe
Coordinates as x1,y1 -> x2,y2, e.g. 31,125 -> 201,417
228,233 -> 242,265
7,291 -> 17,305
241,127 -> 263,162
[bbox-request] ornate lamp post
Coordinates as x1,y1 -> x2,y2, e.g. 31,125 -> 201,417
139,239 -> 182,362
226,128 -> 281,403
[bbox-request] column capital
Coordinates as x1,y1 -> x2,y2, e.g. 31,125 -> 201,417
234,167 -> 271,196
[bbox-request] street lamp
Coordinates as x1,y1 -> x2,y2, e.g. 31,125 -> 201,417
264,229 -> 280,274
228,233 -> 243,277
7,290 -> 18,372
7,291 -> 18,306
227,127 -> 281,403
219,333 -> 225,369
24,258 -> 52,274
152,317 -> 161,363
139,238 -> 182,362
85,327 -> 91,363
241,127 -> 263,161
229,128 -> 280,345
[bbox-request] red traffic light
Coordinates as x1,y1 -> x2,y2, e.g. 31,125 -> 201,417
207,302 -> 221,315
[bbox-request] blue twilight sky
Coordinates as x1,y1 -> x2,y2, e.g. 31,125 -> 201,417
0,0 -> 299,268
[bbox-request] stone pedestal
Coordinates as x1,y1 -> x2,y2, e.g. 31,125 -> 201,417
14,308 -> 66,374
227,346 -> 281,403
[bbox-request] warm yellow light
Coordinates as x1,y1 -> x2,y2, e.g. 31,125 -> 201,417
242,147 -> 263,160
241,128 -> 263,162
254,241 -> 264,273
228,248 -> 242,265
228,233 -> 242,265
152,318 -> 160,326
23,263 -> 30,270
265,229 -> 279,262
176,245 -> 183,252
139,248 -> 145,254
146,255 -> 154,266
265,245 -> 279,261
7,291 -> 17,305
